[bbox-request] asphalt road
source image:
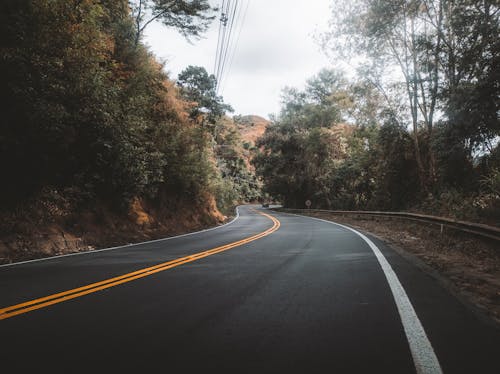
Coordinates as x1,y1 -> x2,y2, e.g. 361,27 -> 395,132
1,206 -> 499,373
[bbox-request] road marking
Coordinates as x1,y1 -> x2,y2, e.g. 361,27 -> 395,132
285,213 -> 443,374
0,207 -> 242,268
0,210 -> 280,321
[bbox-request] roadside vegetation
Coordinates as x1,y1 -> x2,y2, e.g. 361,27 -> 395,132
254,0 -> 499,225
0,0 -> 498,264
0,0 -> 258,263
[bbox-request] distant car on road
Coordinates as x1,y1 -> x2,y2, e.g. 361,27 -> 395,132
262,202 -> 269,208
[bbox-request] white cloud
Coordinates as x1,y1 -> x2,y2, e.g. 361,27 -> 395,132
143,0 -> 332,118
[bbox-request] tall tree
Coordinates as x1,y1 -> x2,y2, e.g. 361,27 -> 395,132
323,0 -> 499,193
0,0 -> 224,213
439,0 -> 500,153
324,0 -> 437,190
129,0 -> 215,45
177,65 -> 233,131
254,69 -> 346,207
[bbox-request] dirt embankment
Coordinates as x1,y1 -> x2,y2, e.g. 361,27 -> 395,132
0,193 -> 227,265
297,211 -> 500,325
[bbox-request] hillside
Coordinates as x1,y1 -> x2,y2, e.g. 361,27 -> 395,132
0,2 -> 237,264
234,115 -> 270,146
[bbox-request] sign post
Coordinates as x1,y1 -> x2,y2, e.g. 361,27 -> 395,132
305,199 -> 311,209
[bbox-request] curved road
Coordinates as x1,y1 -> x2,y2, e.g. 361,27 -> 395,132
1,206 -> 499,373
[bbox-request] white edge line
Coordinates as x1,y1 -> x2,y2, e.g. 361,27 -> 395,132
281,211 -> 443,374
0,206 -> 241,268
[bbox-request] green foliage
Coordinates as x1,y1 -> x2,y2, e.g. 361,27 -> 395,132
213,117 -> 261,209
254,69 -> 349,208
324,0 -> 499,196
177,65 -> 233,129
174,66 -> 256,211
431,122 -> 476,191
1,0 -> 124,202
370,118 -> 419,209
163,127 -> 216,198
256,69 -> 441,212
278,68 -> 345,130
130,0 -> 215,44
0,0 -> 225,216
212,176 -> 239,215
440,0 -> 500,151
258,0 -> 499,220
481,168 -> 500,197
256,70 -> 397,210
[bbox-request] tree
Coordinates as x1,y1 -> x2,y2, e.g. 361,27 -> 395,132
253,69 -> 347,208
323,0 -> 499,194
0,0 -> 127,202
329,0 -> 440,190
438,0 -> 500,153
212,117 -> 261,209
371,116 -> 420,209
0,0 -> 225,214
130,0 -> 215,45
177,65 -> 233,131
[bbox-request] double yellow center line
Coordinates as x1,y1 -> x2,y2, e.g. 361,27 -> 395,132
0,210 -> 280,321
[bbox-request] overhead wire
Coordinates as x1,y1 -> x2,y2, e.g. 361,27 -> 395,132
217,0 -> 238,94
214,0 -> 249,96
218,0 -> 243,94
215,0 -> 233,92
219,0 -> 250,95
214,0 -> 232,85
213,0 -> 226,76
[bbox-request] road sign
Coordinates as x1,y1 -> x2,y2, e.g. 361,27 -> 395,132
305,200 -> 311,208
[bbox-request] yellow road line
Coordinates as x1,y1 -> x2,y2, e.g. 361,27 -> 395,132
0,210 -> 280,321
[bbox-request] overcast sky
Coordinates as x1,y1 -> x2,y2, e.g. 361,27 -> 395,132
143,0 -> 332,119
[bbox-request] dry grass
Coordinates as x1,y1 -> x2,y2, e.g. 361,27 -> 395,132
236,115 -> 270,145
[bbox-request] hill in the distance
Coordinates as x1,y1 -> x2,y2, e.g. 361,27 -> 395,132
234,115 -> 270,146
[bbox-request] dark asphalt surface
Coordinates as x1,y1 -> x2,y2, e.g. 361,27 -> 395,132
1,205 -> 499,373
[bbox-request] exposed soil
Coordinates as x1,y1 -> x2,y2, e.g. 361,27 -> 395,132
299,211 -> 500,325
0,194 -> 228,265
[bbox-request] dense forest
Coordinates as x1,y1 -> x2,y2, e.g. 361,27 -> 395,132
254,0 -> 499,224
0,0 -> 258,260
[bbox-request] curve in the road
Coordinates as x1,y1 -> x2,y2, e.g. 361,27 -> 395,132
295,213 -> 443,374
0,209 -> 280,321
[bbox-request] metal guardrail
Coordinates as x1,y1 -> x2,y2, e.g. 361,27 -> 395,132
274,208 -> 500,242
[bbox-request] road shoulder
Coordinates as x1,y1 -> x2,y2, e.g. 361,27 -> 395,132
277,210 -> 500,327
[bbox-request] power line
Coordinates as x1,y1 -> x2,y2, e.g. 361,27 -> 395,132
219,0 -> 243,93
213,0 -> 226,76
217,0 -> 238,94
214,0 -> 232,83
215,0 -> 235,90
213,0 -> 248,95
220,0 -> 250,95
